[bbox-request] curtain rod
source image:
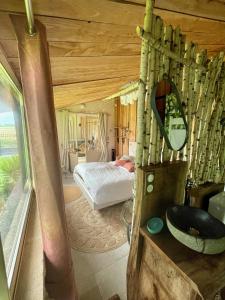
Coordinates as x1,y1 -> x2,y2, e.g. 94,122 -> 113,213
24,0 -> 36,36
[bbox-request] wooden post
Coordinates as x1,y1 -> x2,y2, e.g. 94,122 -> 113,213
10,15 -> 78,299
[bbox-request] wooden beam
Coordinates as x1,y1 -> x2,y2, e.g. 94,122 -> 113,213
53,76 -> 138,108
10,14 -> 77,299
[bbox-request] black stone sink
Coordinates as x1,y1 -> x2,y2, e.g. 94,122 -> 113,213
166,205 -> 225,254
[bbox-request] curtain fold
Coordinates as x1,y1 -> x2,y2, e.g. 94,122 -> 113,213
62,111 -> 70,172
56,111 -> 108,167
98,112 -> 108,162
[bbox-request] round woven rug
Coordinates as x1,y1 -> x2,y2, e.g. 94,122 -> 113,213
65,194 -> 130,253
63,185 -> 82,203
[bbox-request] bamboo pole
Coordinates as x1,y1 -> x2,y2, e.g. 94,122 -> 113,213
136,27 -> 206,72
181,42 -> 192,162
127,1 -> 154,299
150,16 -> 163,164
177,33 -> 186,161
192,57 -> 215,182
162,25 -> 173,162
196,53 -> 224,183
169,26 -> 181,161
143,15 -> 156,165
135,1 -> 154,168
186,44 -> 197,164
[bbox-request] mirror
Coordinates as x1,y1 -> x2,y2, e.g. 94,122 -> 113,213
151,75 -> 188,151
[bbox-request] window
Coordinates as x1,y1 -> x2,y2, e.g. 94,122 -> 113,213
0,63 -> 31,291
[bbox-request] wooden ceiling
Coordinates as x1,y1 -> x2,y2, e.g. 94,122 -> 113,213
0,0 -> 225,108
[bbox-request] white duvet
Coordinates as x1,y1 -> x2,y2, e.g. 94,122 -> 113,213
74,162 -> 134,205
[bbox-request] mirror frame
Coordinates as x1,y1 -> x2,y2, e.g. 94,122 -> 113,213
151,74 -> 188,151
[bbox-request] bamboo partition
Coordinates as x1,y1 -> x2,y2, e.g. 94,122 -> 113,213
134,0 -> 225,187
127,1 -> 225,299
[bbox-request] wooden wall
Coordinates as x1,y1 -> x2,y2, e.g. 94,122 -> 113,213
115,98 -> 137,157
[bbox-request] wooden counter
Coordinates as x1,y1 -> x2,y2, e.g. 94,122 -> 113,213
139,226 -> 225,299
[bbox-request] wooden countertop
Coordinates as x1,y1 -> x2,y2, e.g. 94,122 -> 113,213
140,225 -> 225,298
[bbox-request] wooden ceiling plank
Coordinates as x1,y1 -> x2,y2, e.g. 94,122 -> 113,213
53,76 -> 138,108
48,41 -> 141,57
122,0 -> 225,22
8,56 -> 140,85
0,39 -> 141,58
0,0 -> 145,26
155,0 -> 225,23
1,0 -> 225,25
0,12 -> 140,43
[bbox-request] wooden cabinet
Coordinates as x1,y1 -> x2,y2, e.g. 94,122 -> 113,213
127,162 -> 225,300
138,227 -> 225,299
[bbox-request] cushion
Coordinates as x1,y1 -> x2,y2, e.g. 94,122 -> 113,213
123,161 -> 135,172
115,159 -> 128,166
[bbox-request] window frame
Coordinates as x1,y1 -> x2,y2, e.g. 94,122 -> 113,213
0,61 -> 33,295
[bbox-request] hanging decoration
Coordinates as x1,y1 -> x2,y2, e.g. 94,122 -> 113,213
120,89 -> 138,105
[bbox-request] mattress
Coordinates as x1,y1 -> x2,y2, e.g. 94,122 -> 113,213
74,162 -> 134,206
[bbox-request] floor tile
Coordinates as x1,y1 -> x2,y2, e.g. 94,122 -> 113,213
95,255 -> 128,300
79,286 -> 102,300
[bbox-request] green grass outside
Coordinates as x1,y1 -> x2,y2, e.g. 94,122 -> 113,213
0,126 -> 17,148
0,155 -> 20,210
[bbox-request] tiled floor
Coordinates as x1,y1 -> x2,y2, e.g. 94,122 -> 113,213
72,243 -> 129,300
63,174 -> 129,300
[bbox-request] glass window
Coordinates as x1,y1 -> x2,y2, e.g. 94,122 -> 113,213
0,63 -> 31,289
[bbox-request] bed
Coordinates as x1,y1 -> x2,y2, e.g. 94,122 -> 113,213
73,161 -> 135,210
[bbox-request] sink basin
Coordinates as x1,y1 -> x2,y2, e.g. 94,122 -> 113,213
166,205 -> 225,254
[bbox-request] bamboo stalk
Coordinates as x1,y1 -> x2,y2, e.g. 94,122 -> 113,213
195,53 -> 224,183
192,57 -> 216,182
186,44 -> 197,164
135,0 -> 154,168
177,33 -> 186,161
150,16 -> 163,164
162,25 -> 173,162
189,50 -> 207,176
143,15 -> 156,165
136,26 -> 206,72
155,20 -> 166,163
169,26 -> 181,161
181,42 -> 192,162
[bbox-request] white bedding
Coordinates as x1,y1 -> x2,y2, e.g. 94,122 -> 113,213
74,162 -> 134,206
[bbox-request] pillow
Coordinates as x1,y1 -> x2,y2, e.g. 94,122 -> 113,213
115,159 -> 128,166
123,161 -> 135,172
120,155 -> 135,162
